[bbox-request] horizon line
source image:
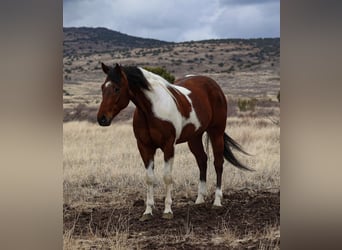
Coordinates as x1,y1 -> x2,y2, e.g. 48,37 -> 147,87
63,26 -> 280,43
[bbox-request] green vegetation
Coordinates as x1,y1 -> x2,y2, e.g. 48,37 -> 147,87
237,98 -> 257,112
143,66 -> 175,83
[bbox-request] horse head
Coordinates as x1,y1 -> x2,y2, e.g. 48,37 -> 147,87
97,63 -> 130,126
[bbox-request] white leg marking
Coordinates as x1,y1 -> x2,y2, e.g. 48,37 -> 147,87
144,161 -> 155,215
195,181 -> 207,204
163,158 -> 174,214
213,187 -> 223,206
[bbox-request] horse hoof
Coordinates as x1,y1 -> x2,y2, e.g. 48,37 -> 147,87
162,212 -> 174,220
139,213 -> 153,221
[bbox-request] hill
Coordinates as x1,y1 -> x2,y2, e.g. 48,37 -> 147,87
63,27 -> 280,123
63,27 -> 171,56
63,27 -> 279,77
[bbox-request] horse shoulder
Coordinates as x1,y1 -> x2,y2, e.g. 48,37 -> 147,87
133,109 -> 151,144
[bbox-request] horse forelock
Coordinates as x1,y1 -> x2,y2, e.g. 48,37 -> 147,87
107,68 -> 121,83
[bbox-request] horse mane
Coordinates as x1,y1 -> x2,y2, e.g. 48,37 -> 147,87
136,67 -> 180,106
122,66 -> 151,90
107,65 -> 150,90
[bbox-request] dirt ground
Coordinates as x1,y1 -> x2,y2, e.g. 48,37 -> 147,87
64,189 -> 279,249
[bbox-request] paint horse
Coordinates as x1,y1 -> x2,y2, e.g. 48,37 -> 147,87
97,63 -> 251,221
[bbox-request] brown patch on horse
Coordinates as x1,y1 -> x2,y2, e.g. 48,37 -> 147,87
134,109 -> 176,149
176,123 -> 197,144
175,76 -> 216,129
167,86 -> 192,119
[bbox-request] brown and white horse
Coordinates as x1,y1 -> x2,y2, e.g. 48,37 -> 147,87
97,63 -> 251,221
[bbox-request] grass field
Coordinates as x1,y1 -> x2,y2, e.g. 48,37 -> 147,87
63,115 -> 279,249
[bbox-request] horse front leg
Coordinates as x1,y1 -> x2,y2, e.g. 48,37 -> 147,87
137,143 -> 156,221
162,142 -> 175,219
143,160 -> 155,217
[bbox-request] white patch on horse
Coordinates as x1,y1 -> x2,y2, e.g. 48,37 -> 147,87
143,161 -> 155,215
213,187 -> 223,206
163,158 -> 174,214
195,180 -> 207,204
185,74 -> 196,77
139,67 -> 201,140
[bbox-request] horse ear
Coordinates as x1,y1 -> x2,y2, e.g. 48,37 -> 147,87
114,63 -> 123,74
101,62 -> 110,74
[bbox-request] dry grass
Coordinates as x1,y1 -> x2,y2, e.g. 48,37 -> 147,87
63,114 -> 280,249
63,117 -> 279,204
63,116 -> 279,249
211,222 -> 280,249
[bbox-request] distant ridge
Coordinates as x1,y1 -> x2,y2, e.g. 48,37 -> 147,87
63,27 -> 279,59
63,27 -> 172,56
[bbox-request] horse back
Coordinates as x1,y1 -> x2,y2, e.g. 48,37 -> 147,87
175,75 -> 227,127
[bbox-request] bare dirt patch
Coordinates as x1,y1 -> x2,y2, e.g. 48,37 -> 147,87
64,190 -> 279,249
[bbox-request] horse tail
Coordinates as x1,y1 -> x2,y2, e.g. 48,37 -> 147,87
223,132 -> 254,171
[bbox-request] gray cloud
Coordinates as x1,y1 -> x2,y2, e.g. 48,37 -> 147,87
63,0 -> 279,42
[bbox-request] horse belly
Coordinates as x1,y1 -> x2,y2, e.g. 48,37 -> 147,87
176,123 -> 198,144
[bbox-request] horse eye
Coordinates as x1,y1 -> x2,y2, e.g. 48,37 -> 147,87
114,87 -> 120,93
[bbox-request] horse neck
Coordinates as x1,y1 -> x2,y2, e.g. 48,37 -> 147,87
129,80 -> 175,117
128,87 -> 153,115
127,68 -> 177,117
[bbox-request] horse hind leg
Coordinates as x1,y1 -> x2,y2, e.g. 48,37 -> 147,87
208,129 -> 225,207
188,135 -> 208,204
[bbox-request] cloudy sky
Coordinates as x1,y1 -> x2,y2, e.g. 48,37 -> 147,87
63,0 -> 279,42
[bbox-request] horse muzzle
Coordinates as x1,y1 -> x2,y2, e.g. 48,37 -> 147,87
97,115 -> 111,126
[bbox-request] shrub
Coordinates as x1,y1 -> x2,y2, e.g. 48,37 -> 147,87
237,98 -> 257,112
227,66 -> 235,73
143,66 -> 175,83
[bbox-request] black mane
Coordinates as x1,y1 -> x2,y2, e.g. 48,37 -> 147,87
123,66 -> 150,90
107,65 -> 150,90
